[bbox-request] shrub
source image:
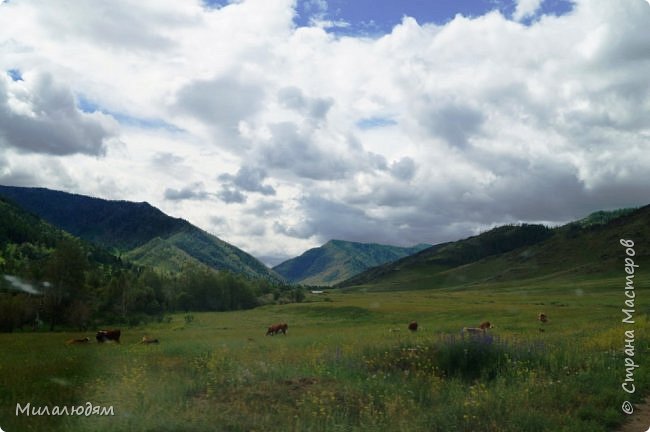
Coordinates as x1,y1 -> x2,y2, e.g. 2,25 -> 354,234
363,334 -> 546,381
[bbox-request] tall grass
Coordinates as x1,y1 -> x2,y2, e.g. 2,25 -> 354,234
1,280 -> 649,431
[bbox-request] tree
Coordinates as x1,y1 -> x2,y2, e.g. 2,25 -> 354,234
44,238 -> 88,330
292,287 -> 305,303
66,300 -> 92,331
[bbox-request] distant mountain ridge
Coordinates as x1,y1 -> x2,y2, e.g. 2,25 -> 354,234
273,239 -> 430,286
337,207 -> 648,290
0,185 -> 281,281
0,186 -> 184,250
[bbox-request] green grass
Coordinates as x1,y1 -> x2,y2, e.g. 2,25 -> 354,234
1,275 -> 649,431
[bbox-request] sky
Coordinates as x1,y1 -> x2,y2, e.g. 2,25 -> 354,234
1,0 -> 649,267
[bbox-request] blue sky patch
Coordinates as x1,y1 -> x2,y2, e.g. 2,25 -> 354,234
528,0 -> 575,21
77,95 -> 99,113
201,0 -> 228,9
77,95 -> 183,132
356,116 -> 398,129
7,69 -> 23,81
294,0 -> 575,36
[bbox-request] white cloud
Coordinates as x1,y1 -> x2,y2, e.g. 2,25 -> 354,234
513,0 -> 544,21
218,165 -> 276,196
0,72 -> 118,155
1,0 -> 649,263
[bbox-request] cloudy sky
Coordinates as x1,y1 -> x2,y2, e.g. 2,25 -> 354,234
1,0 -> 649,266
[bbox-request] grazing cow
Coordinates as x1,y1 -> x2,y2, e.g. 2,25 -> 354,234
140,336 -> 159,344
96,329 -> 121,343
266,323 -> 288,336
462,320 -> 494,337
479,321 -> 494,330
66,337 -> 90,345
408,321 -> 418,332
538,313 -> 548,324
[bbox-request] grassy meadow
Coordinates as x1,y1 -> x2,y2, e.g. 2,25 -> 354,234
1,275 -> 649,431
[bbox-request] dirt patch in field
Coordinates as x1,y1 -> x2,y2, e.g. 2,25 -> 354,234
617,399 -> 650,432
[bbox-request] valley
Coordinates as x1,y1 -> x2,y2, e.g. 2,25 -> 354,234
1,185 -> 649,431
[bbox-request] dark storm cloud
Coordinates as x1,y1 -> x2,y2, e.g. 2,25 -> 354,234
490,171 -> 595,221
0,73 -> 116,156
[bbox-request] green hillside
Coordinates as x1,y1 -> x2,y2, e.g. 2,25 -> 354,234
122,237 -> 205,274
0,196 -> 296,332
0,196 -> 123,272
576,207 -> 637,228
0,196 -> 65,249
273,239 -> 430,286
339,207 -> 648,291
126,225 -> 283,280
0,185 -> 280,282
0,196 -> 138,330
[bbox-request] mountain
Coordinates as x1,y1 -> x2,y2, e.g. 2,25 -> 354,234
0,194 -> 282,331
0,185 -> 281,281
273,239 -> 430,286
575,208 -> 637,228
0,195 -> 122,269
0,195 -> 64,249
337,207 -> 648,290
122,237 -> 209,274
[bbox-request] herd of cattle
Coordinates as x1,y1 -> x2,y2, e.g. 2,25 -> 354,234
65,313 -> 549,345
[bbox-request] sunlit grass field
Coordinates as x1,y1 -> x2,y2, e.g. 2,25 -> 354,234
1,275 -> 649,431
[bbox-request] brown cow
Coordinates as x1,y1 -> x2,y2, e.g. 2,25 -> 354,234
408,321 -> 418,332
462,321 -> 493,337
266,323 -> 288,336
66,337 -> 90,345
140,336 -> 159,344
96,329 -> 121,343
479,321 -> 494,330
538,313 -> 548,324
